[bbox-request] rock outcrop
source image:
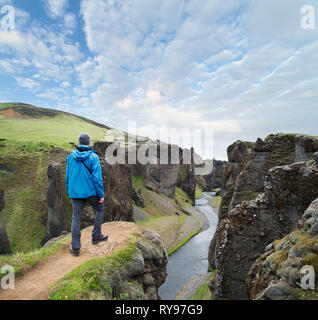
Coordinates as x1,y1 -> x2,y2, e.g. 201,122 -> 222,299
217,134 -> 318,222
128,228 -> 168,300
0,190 -> 11,255
131,188 -> 145,208
228,135 -> 318,213
131,142 -> 196,204
211,159 -> 318,300
41,163 -> 67,246
178,148 -> 196,205
94,142 -> 134,223
46,223 -> 168,300
202,159 -> 227,191
218,140 -> 254,220
208,140 -> 253,269
209,134 -> 318,299
247,198 -> 318,300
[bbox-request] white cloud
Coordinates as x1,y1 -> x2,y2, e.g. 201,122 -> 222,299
15,77 -> 41,91
0,60 -> 14,73
64,13 -> 77,30
42,0 -> 68,18
2,0 -> 318,160
0,31 -> 27,52
62,81 -> 71,88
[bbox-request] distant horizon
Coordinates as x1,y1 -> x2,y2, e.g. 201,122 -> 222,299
1,1 -> 318,159
2,101 -> 317,163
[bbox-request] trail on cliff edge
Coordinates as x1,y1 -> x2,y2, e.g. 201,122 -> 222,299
0,222 -> 139,300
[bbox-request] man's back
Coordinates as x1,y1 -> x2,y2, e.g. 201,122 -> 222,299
65,145 -> 104,200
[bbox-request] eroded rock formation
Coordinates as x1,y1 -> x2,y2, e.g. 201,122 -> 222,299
208,140 -> 253,269
94,142 -> 134,223
212,159 -> 318,299
131,142 -> 196,204
0,190 -> 11,255
41,163 -> 67,246
202,159 -> 227,191
247,197 -> 318,300
209,134 -> 318,299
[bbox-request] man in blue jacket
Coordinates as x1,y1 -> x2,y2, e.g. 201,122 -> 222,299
66,133 -> 108,257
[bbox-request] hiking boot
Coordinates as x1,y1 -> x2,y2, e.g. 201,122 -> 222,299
70,246 -> 80,257
92,234 -> 108,245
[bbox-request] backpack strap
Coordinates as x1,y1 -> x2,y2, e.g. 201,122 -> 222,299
76,147 -> 93,174
81,160 -> 92,174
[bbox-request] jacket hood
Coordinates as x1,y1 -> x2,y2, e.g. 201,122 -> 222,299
72,145 -> 96,162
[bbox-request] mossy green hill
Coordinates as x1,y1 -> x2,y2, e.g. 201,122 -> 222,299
0,102 -> 112,253
0,102 -> 110,150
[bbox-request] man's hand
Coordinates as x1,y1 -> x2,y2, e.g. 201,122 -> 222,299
99,198 -> 105,203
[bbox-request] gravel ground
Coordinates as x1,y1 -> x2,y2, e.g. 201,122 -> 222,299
174,273 -> 211,300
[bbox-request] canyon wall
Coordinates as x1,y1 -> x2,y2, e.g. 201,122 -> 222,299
202,159 -> 227,191
0,190 -> 11,255
131,141 -> 196,204
209,134 -> 318,299
247,196 -> 318,300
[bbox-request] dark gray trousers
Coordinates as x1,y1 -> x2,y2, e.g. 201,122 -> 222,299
71,196 -> 105,251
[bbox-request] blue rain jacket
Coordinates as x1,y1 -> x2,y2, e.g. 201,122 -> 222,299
65,145 -> 104,199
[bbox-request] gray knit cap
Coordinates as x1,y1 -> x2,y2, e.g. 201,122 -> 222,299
79,133 -> 91,146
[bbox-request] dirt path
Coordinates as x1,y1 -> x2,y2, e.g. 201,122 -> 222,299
0,222 -> 139,300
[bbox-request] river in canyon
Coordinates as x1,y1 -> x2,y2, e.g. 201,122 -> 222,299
159,192 -> 218,300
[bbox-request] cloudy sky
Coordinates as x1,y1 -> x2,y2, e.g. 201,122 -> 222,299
0,0 -> 317,159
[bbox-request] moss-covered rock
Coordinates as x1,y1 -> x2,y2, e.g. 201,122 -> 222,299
213,159 -> 318,300
49,227 -> 167,300
247,198 -> 318,300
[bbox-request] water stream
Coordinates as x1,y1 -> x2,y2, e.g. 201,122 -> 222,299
158,192 -> 218,300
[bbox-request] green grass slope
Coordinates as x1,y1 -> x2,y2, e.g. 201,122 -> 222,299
0,103 -> 111,253
0,103 -> 110,150
132,176 -> 204,255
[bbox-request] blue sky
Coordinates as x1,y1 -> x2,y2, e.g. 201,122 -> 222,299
0,0 -> 318,159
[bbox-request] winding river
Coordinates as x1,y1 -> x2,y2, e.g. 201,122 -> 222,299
158,192 -> 219,300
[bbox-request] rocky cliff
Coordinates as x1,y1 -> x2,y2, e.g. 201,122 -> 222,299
94,142 -> 134,222
0,190 -> 11,255
48,224 -> 168,300
218,140 -> 254,220
131,141 -> 196,205
209,134 -> 318,299
202,159 -> 227,191
41,163 -> 68,246
228,134 -> 318,213
247,197 -> 318,300
208,140 -> 253,269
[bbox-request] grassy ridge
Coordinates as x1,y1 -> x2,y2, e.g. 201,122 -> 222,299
0,103 -> 110,253
0,114 -> 108,150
